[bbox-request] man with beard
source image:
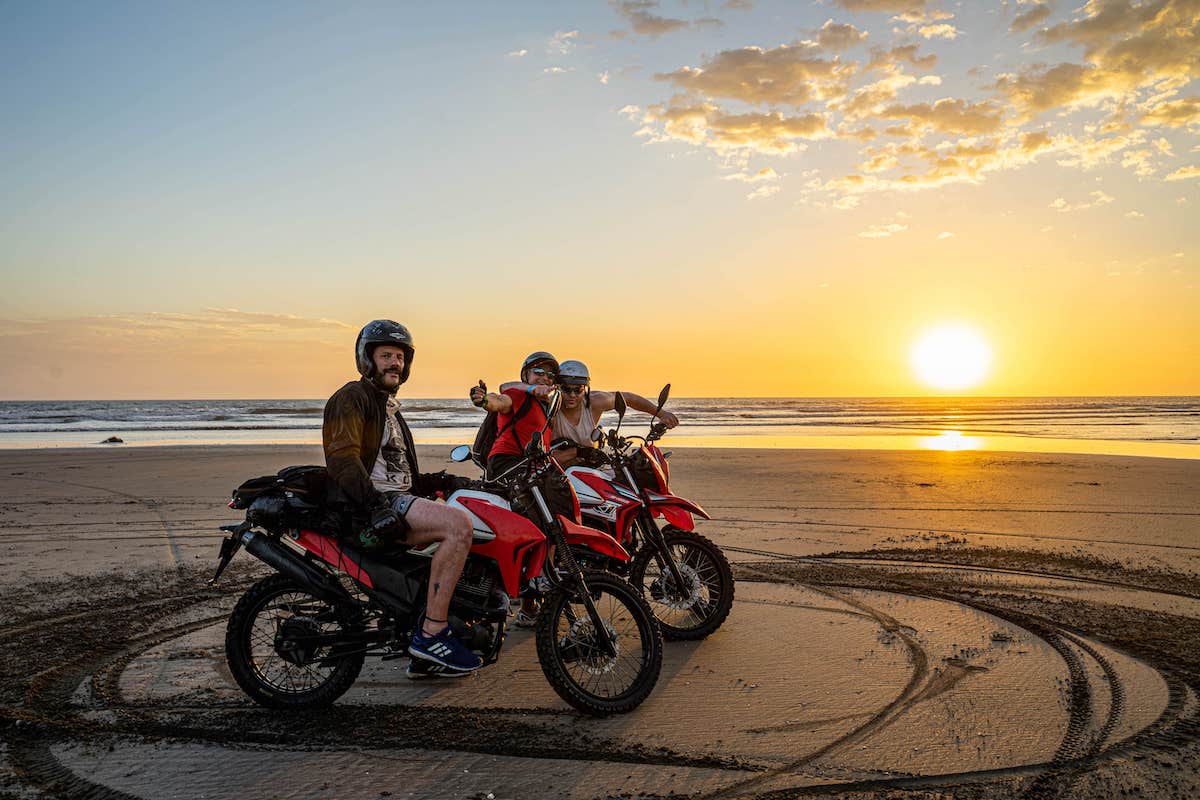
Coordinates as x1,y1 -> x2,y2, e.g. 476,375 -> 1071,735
323,320 -> 481,675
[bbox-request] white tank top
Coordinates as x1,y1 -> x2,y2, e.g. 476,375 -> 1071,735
553,403 -> 598,446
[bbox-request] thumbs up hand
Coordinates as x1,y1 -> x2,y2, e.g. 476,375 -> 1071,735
470,380 -> 488,408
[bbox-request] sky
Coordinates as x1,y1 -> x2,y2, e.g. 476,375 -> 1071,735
1,0 -> 1197,399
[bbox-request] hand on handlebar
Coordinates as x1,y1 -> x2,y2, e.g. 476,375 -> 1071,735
655,410 -> 679,429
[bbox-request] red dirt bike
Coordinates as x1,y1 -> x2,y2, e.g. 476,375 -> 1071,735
563,386 -> 735,640
210,399 -> 662,716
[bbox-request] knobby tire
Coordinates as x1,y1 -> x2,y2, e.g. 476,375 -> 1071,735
225,573 -> 365,709
629,528 -> 735,640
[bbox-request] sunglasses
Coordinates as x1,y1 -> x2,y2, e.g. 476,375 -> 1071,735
529,367 -> 555,378
561,385 -> 585,395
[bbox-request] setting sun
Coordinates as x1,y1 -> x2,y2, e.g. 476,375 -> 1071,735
911,324 -> 993,392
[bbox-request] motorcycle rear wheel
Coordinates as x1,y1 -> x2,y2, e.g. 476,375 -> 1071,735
629,528 -> 734,640
535,571 -> 663,715
226,573 -> 365,709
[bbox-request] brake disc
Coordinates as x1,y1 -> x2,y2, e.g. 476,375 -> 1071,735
561,616 -> 621,675
649,562 -> 703,611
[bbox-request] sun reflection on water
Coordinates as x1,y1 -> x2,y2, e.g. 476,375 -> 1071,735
920,430 -> 984,452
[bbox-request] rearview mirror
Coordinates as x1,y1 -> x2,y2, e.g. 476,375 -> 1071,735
591,426 -> 604,443
613,391 -> 627,419
449,444 -> 472,462
545,388 -> 561,418
657,383 -> 671,408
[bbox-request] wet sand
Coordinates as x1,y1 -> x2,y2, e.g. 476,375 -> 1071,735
2,445 -> 1198,799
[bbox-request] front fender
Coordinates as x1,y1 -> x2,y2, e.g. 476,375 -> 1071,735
645,492 -> 710,530
558,516 -> 630,562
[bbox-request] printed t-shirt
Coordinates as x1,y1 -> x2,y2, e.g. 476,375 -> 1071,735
487,388 -> 551,458
370,397 -> 413,493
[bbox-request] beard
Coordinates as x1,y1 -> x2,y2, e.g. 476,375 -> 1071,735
374,369 -> 402,392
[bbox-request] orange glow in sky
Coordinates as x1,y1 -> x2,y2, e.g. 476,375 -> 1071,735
0,3 -> 1196,399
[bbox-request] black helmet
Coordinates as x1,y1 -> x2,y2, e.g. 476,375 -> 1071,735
556,360 -> 590,386
356,320 -> 415,384
521,351 -> 559,381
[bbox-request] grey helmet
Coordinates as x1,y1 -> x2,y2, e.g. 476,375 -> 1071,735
556,360 -> 590,386
355,320 -> 415,384
521,351 -> 559,381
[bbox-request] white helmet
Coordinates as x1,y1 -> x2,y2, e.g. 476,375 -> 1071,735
556,360 -> 590,386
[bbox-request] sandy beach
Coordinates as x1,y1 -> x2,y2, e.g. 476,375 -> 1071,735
2,445 -> 1199,799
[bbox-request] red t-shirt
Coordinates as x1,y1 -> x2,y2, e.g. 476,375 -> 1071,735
488,388 -> 551,458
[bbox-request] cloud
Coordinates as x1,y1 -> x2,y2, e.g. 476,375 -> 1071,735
507,49 -> 528,58
1019,130 -> 1054,153
998,1 -> 1200,118
839,72 -> 921,118
1011,4 -> 1052,34
629,0 -> 1198,205
1050,189 -> 1115,211
816,19 -> 869,50
549,30 -> 580,55
747,184 -> 781,200
641,100 -> 832,153
858,222 -> 908,238
868,43 -> 938,72
0,310 -> 352,342
543,67 -> 571,74
918,24 -> 960,39
894,8 -> 955,24
722,167 -> 781,182
655,44 -> 854,107
823,132 -> 1071,198
1165,165 -> 1200,181
1120,147 -> 1158,176
834,194 -> 862,209
611,1 -> 691,37
1053,130 -> 1145,168
1140,96 -> 1200,127
1125,210 -> 1145,217
938,230 -> 954,239
835,0 -> 928,12
876,97 -> 1005,135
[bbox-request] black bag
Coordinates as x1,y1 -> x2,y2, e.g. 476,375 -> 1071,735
230,465 -> 329,508
470,393 -> 538,469
230,465 -> 344,535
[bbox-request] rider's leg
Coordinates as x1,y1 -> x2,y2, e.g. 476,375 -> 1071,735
402,498 -> 473,637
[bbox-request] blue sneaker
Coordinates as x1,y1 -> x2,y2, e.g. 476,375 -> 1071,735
405,659 -> 471,680
408,625 -> 483,672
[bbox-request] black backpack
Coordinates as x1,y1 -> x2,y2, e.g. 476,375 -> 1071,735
470,393 -> 539,468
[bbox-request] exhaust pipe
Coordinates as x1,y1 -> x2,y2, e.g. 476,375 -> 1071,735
244,532 -> 349,605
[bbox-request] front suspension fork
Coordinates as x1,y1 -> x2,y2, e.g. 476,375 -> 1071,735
639,510 -> 688,595
531,484 -> 618,658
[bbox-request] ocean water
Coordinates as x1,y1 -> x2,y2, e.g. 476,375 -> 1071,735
0,396 -> 1197,459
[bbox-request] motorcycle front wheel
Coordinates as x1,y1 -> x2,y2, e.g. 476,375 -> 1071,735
535,571 -> 663,715
225,573 -> 365,709
629,528 -> 735,640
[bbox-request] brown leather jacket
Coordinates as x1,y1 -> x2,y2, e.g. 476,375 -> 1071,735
322,377 -> 432,510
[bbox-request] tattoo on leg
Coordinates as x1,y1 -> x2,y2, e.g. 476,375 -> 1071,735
433,582 -> 441,596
